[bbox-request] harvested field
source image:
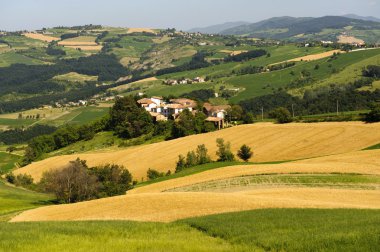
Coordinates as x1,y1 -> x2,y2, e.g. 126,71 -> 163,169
338,35 -> 365,45
14,122 -> 380,182
127,28 -> 157,34
64,45 -> 103,51
23,33 -> 60,42
220,50 -> 248,56
130,149 -> 380,194
111,77 -> 158,91
271,49 -> 344,65
58,41 -> 98,46
10,188 -> 380,222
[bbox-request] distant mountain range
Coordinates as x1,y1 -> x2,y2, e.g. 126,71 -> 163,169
189,15 -> 380,43
342,14 -> 380,23
188,21 -> 249,34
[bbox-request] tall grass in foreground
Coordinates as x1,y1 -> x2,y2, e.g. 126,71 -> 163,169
0,222 -> 239,252
1,209 -> 380,251
182,209 -> 380,252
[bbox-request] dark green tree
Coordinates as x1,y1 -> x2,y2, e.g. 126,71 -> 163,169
270,107 -> 293,124
237,144 -> 253,162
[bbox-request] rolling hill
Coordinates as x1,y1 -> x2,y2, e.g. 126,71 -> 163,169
188,21 -> 249,34
219,16 -> 380,43
14,122 -> 380,182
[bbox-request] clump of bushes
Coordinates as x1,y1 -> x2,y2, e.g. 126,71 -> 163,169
39,159 -> 133,203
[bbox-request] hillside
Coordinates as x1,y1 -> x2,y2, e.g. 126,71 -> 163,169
11,149 -> 380,222
343,14 -> 380,23
14,122 -> 380,182
188,21 -> 249,34
220,16 -> 380,43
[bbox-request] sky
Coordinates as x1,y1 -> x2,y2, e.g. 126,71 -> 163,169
1,0 -> 380,31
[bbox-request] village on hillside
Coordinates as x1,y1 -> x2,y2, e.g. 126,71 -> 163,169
137,96 -> 231,129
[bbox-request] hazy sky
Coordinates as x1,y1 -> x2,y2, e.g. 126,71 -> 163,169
1,0 -> 379,31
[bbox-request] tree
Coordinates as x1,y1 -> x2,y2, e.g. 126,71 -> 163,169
364,103 -> 380,123
269,107 -> 293,124
90,164 -> 133,197
175,155 -> 186,173
227,105 -> 244,121
237,145 -> 253,162
216,138 -> 235,162
243,112 -> 255,124
196,144 -> 211,165
40,159 -> 99,203
147,168 -> 164,180
109,96 -> 154,139
186,151 -> 198,167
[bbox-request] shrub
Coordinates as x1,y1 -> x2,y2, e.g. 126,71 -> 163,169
176,155 -> 186,173
147,168 -> 164,180
216,138 -> 235,162
364,104 -> 380,123
5,173 -> 15,184
196,144 -> 211,165
237,145 -> 253,162
269,107 -> 293,124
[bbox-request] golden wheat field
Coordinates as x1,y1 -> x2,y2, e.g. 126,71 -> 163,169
63,45 -> 103,51
14,122 -> 380,182
271,50 -> 344,66
23,33 -> 60,42
111,77 -> 158,91
127,28 -> 157,34
11,188 -> 380,222
130,149 -> 380,194
220,50 -> 248,56
338,35 -> 365,45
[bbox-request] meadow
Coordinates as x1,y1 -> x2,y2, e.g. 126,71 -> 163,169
0,152 -> 20,173
0,180 -> 52,217
1,209 -> 379,251
227,48 -> 380,102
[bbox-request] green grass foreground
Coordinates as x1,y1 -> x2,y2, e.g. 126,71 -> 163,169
0,180 -> 53,217
1,209 -> 380,251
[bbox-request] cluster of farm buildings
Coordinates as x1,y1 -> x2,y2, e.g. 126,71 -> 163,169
164,77 -> 206,86
137,96 -> 231,129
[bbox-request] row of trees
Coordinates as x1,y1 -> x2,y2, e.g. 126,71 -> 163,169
175,139 -> 253,173
0,125 -> 57,145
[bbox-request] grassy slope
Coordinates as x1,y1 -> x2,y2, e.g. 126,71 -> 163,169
183,209 -> 380,251
0,221 -> 239,252
227,49 -> 380,102
0,152 -> 20,173
0,51 -> 46,67
0,180 -> 52,217
1,209 -> 379,251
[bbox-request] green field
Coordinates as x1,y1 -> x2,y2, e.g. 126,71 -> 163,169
0,180 -> 52,217
42,106 -> 109,126
0,118 -> 35,128
0,152 -> 20,173
0,51 -> 47,67
226,48 -> 380,102
1,209 -> 379,251
182,209 -> 380,251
